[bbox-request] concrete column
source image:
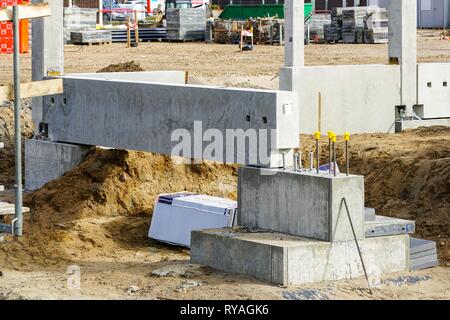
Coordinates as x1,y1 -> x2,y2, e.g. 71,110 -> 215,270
279,0 -> 304,92
388,0 -> 418,115
284,0 -> 304,68
31,0 -> 64,133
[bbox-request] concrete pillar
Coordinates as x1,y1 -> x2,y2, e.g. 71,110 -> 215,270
31,0 -> 64,133
25,140 -> 90,191
388,0 -> 418,115
279,0 -> 305,91
284,0 -> 304,68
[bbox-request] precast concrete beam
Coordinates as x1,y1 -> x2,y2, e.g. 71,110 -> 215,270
40,77 -> 299,168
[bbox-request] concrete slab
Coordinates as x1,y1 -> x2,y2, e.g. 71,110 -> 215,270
365,215 -> 415,238
410,249 -> 437,260
0,202 -> 30,216
410,253 -> 439,271
40,78 -> 298,168
410,237 -> 437,254
238,167 -> 365,242
25,139 -> 90,191
191,228 -> 409,286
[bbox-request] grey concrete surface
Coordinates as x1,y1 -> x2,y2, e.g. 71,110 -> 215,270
238,167 -> 365,242
365,215 -> 415,238
41,78 -> 298,167
64,71 -> 187,84
191,228 -> 409,285
25,139 -> 90,191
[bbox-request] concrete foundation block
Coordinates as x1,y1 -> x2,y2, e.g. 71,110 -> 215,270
25,139 -> 90,191
238,167 -> 365,242
191,228 -> 409,286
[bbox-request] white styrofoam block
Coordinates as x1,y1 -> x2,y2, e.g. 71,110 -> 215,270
149,192 -> 237,247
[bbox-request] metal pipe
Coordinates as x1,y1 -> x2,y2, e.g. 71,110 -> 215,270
345,132 -> 350,176
328,131 -> 332,174
315,131 -> 320,174
293,153 -> 298,172
309,152 -> 314,172
332,134 -> 337,177
282,152 -> 285,170
298,151 -> 303,171
13,5 -> 23,236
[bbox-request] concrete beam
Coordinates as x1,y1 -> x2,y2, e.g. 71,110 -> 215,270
40,77 -> 299,167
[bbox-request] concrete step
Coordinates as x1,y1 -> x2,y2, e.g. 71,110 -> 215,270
365,215 -> 415,238
191,227 -> 409,286
409,237 -> 438,271
0,202 -> 30,216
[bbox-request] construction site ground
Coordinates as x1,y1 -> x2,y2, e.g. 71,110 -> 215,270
0,31 -> 449,300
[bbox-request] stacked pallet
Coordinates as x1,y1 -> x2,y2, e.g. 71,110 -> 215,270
70,30 -> 112,45
308,13 -> 331,42
166,8 -> 206,41
342,7 -> 367,44
252,18 -> 284,45
410,238 -> 439,271
64,8 -> 97,44
324,7 -> 344,43
364,8 -> 389,44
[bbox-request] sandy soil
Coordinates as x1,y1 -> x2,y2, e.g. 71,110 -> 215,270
0,31 -> 449,300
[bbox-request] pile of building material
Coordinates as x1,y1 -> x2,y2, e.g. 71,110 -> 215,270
213,19 -> 249,44
364,8 -> 389,44
70,30 -> 112,45
251,18 -> 285,44
64,7 -> 97,44
338,6 -> 389,44
308,13 -> 331,42
166,8 -> 206,41
324,7 -> 344,43
410,238 -> 439,271
342,7 -> 368,44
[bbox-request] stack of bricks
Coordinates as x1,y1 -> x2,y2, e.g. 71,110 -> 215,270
0,0 -> 18,54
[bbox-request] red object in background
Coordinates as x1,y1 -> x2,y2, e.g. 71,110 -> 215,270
0,0 -> 29,54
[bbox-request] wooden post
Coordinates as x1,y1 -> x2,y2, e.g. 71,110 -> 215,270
126,16 -> 131,47
134,10 -> 139,46
318,92 -> 322,133
240,25 -> 243,52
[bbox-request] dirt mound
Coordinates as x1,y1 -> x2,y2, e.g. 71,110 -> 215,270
301,127 -> 450,262
0,104 -> 34,186
97,61 -> 144,73
0,149 -> 237,267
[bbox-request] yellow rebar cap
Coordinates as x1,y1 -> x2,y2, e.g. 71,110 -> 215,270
315,131 -> 321,140
344,132 -> 350,141
332,133 -> 337,143
327,131 -> 333,139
